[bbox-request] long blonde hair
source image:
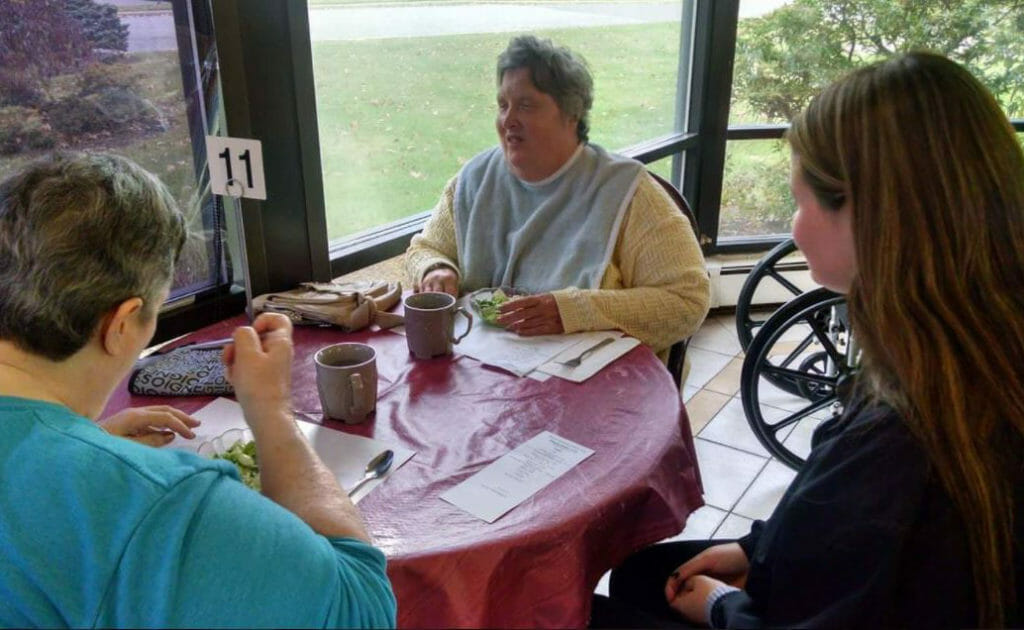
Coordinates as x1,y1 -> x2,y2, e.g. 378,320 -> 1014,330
788,52 -> 1024,626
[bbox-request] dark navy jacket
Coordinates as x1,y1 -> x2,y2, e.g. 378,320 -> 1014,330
713,396 -> 1022,628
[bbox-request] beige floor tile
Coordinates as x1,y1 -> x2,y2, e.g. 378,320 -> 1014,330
694,438 -> 767,511
684,389 -> 731,435
733,459 -> 798,521
683,347 -> 734,390
704,356 -> 744,397
713,513 -> 754,540
782,414 -> 827,462
689,315 -> 743,356
699,396 -> 795,458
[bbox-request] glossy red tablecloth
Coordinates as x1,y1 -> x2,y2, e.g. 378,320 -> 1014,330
105,316 -> 704,628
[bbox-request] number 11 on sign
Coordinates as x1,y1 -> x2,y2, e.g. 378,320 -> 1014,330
205,136 -> 267,200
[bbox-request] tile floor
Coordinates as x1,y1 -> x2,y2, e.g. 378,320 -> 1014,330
595,309 -> 817,595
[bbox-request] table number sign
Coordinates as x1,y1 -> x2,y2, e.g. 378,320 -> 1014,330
441,431 -> 595,523
205,136 -> 267,200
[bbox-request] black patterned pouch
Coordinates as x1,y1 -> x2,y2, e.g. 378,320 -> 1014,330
129,345 -> 233,396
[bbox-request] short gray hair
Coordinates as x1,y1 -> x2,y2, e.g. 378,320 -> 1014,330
497,35 -> 594,142
0,152 -> 186,361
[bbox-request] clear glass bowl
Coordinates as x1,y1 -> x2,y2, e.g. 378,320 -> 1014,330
196,427 -> 253,457
197,428 -> 260,490
468,287 -> 528,326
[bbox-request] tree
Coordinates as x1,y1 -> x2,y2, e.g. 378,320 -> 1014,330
0,0 -> 93,81
0,0 -> 131,107
64,0 -> 129,54
722,0 -> 1024,236
733,0 -> 1024,123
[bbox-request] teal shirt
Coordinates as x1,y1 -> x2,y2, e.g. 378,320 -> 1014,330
0,396 -> 396,628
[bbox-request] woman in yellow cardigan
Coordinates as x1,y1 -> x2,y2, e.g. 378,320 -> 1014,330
405,34 -> 709,358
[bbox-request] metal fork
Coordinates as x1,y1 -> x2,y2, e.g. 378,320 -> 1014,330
558,337 -> 615,368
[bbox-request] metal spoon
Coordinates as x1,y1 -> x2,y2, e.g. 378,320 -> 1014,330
347,449 -> 395,497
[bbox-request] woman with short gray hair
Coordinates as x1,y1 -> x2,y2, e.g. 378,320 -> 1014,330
406,34 -> 709,361
496,34 -> 594,142
0,152 -> 185,362
0,153 -> 396,627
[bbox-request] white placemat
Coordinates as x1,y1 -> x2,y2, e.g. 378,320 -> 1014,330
168,398 -> 414,503
537,335 -> 640,382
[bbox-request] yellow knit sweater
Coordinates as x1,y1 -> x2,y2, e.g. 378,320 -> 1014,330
405,172 -> 710,356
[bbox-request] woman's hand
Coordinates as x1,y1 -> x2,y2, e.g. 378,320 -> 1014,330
668,574 -> 727,625
99,406 -> 200,447
222,313 -> 294,430
496,293 -> 564,336
661,542 -> 749,623
419,267 -> 459,296
666,542 -> 750,595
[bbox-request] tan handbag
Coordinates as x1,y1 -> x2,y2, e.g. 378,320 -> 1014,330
252,280 -> 403,331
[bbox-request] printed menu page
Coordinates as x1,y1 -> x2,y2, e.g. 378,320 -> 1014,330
440,431 -> 594,522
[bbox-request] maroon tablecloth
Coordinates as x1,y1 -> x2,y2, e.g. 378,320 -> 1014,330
105,316 -> 704,628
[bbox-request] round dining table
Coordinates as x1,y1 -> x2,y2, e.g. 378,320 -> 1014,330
105,315 -> 704,628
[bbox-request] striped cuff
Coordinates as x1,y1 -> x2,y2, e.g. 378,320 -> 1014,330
705,583 -> 741,628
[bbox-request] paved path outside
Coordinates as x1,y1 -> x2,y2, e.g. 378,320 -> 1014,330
125,13 -> 178,52
307,2 -> 678,42
123,1 -> 788,52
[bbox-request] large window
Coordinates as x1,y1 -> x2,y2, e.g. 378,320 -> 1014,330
722,0 -> 1024,243
307,1 -> 686,241
17,0 -> 1014,338
0,0 -> 225,303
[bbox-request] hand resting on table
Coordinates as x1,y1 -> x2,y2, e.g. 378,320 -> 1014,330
496,293 -> 565,336
99,406 -> 200,447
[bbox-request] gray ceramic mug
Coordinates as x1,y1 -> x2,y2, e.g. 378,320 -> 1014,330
315,342 -> 377,424
404,292 -> 473,358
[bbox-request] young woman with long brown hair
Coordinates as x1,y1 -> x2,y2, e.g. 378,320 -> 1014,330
592,52 -> 1023,628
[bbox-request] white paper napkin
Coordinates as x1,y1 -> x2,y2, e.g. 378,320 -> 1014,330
537,334 -> 640,382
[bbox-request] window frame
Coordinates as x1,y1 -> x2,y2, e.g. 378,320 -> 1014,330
154,0 -> 1024,343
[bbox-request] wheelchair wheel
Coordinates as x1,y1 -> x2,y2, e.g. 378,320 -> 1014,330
740,287 -> 854,470
735,238 -> 804,351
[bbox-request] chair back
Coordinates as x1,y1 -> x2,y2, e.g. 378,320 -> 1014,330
647,171 -> 700,388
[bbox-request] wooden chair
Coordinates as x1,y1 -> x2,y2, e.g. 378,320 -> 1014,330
647,171 -> 701,390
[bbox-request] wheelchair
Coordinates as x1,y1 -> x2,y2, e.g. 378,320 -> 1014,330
734,238 -> 859,470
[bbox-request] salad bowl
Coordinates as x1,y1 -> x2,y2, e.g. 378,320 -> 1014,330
197,428 -> 260,490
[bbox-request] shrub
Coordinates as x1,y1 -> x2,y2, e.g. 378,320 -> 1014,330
77,61 -> 139,95
44,94 -> 111,135
0,107 -> 57,155
89,87 -> 168,133
45,87 -> 168,137
0,70 -> 45,108
0,0 -> 93,81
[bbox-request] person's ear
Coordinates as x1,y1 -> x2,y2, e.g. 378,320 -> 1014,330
100,297 -> 145,356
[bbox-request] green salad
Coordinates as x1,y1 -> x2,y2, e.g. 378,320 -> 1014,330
473,288 -> 509,325
213,439 -> 261,491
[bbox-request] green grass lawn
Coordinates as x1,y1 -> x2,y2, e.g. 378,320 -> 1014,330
312,22 -> 685,238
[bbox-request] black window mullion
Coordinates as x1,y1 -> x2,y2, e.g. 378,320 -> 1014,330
682,0 -> 740,253
211,0 -> 329,296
